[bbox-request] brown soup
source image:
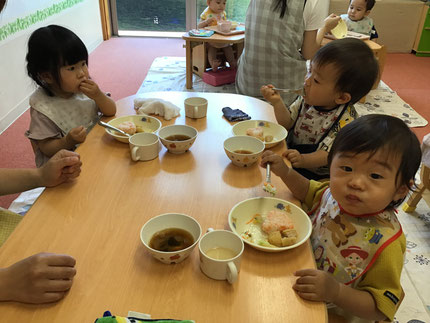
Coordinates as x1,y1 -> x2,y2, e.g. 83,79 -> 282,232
165,134 -> 191,141
234,150 -> 253,154
149,228 -> 194,252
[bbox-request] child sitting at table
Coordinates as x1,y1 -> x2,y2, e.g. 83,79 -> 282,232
261,38 -> 378,180
25,25 -> 116,167
260,114 -> 422,322
341,0 -> 378,40
197,0 -> 237,71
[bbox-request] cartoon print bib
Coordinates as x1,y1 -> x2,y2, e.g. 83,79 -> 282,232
200,7 -> 227,26
310,188 -> 402,286
30,87 -> 99,135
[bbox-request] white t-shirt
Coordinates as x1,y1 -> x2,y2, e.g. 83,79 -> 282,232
304,0 -> 329,31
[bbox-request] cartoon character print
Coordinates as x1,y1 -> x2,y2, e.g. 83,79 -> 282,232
341,246 -> 368,280
314,245 -> 338,274
364,227 -> 383,244
325,213 -> 357,247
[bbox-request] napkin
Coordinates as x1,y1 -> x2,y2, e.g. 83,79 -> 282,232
134,98 -> 180,121
222,107 -> 251,122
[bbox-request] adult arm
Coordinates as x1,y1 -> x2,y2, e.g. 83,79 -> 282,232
0,149 -> 81,195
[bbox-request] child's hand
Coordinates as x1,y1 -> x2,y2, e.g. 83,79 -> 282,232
260,85 -> 282,105
79,79 -> 103,100
66,126 -> 87,146
260,150 -> 290,178
283,149 -> 305,168
324,13 -> 341,33
206,17 -> 217,26
293,269 -> 341,302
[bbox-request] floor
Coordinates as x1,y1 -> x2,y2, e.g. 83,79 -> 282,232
0,37 -> 429,209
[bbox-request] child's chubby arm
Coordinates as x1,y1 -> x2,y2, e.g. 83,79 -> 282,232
0,252 -> 76,304
284,149 -> 328,169
260,85 -> 294,130
260,150 -> 309,202
79,79 -> 116,117
37,126 -> 87,157
197,17 -> 216,28
293,269 -> 386,321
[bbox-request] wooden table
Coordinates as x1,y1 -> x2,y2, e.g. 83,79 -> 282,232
182,33 -> 244,89
0,92 -> 326,322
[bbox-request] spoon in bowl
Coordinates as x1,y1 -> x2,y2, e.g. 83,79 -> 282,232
262,163 -> 277,196
98,120 -> 131,137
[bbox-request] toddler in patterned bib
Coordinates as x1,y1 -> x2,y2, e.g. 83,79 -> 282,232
340,0 -> 378,40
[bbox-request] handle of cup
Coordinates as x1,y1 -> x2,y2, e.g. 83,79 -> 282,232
131,146 -> 140,161
207,228 -> 214,233
226,261 -> 238,284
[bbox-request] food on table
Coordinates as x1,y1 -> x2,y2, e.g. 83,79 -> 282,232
261,209 -> 294,233
264,135 -> 273,142
268,229 -> 298,247
117,121 -> 137,135
246,127 -> 264,141
234,149 -> 253,154
165,134 -> 191,141
149,228 -> 194,252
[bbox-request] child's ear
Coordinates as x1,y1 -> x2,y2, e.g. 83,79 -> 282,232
393,183 -> 410,202
39,72 -> 54,84
334,92 -> 351,105
364,10 -> 371,17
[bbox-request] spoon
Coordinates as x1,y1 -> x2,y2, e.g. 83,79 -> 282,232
262,163 -> 277,196
272,87 -> 305,96
98,120 -> 131,137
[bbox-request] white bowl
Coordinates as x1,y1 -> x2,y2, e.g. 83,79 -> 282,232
224,136 -> 265,167
140,213 -> 202,264
158,124 -> 198,154
232,120 -> 287,148
228,197 -> 312,252
106,115 -> 162,143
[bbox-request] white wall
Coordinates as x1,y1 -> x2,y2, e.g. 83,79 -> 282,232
0,0 -> 104,134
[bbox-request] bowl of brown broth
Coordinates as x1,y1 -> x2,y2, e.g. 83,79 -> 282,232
140,213 -> 202,264
158,124 -> 198,154
224,135 -> 265,167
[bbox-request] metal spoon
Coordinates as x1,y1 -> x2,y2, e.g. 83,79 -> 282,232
272,87 -> 305,96
98,120 -> 131,137
262,163 -> 277,196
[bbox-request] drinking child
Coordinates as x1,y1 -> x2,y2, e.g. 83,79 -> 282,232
261,38 -> 378,180
197,0 -> 237,71
25,25 -> 116,167
260,114 -> 422,321
341,0 -> 378,40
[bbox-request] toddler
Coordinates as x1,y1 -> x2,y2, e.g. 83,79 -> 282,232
261,38 -> 378,180
198,0 -> 237,71
341,0 -> 378,40
261,114 -> 422,321
25,25 -> 116,167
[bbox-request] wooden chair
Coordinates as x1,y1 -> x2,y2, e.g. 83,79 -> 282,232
403,164 -> 430,212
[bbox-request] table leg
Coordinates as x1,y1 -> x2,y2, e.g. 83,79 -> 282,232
185,40 -> 193,89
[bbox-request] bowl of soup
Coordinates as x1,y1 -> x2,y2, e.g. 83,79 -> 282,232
158,124 -> 198,154
140,213 -> 202,264
224,135 -> 265,167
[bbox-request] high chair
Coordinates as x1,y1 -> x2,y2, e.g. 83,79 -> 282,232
403,165 -> 430,212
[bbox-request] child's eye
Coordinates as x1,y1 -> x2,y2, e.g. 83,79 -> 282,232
370,173 -> 383,179
341,166 -> 352,172
81,62 -> 87,67
313,78 -> 320,84
67,66 -> 75,71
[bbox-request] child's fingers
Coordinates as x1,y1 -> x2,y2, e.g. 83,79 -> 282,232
294,291 -> 319,302
294,269 -> 318,277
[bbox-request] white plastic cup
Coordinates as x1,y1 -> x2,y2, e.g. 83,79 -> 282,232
129,132 -> 160,161
184,97 -> 208,119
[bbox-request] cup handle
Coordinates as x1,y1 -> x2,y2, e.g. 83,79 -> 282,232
131,146 -> 140,161
226,261 -> 238,284
207,228 -> 214,233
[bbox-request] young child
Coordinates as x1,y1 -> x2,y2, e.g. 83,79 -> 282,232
341,0 -> 378,40
25,25 -> 116,167
261,38 -> 378,180
197,0 -> 237,71
260,114 -> 422,321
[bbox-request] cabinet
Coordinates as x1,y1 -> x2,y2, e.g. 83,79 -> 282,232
413,5 -> 430,56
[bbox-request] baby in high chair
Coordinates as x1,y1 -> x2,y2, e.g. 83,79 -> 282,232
25,25 -> 116,167
340,0 -> 378,40
198,0 -> 237,71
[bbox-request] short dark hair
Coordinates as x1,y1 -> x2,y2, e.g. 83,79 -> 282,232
26,25 -> 88,96
350,0 -> 376,11
328,114 -> 422,207
312,38 -> 379,104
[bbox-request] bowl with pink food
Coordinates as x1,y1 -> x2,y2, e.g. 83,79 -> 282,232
228,197 -> 312,252
106,115 -> 162,143
232,120 -> 287,149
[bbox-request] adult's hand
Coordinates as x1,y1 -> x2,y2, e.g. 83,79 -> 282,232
39,149 -> 82,187
0,253 -> 76,303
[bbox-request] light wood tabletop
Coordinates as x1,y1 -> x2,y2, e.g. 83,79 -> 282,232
0,92 -> 327,322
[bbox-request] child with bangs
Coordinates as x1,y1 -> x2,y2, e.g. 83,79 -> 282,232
25,25 -> 116,167
261,114 -> 422,321
261,38 -> 378,180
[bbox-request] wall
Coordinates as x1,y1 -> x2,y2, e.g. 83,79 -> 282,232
0,0 -> 103,134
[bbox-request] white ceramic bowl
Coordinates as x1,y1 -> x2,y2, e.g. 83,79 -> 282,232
232,120 -> 287,148
140,213 -> 202,264
106,115 -> 162,143
224,136 -> 265,167
228,197 -> 312,252
158,124 -> 198,154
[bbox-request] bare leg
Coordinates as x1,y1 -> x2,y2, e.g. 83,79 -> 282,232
223,46 -> 237,69
208,45 -> 221,71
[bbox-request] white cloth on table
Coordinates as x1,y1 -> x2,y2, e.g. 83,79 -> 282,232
134,98 -> 180,121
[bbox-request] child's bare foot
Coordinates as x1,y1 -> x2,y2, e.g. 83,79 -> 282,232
210,59 -> 221,71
